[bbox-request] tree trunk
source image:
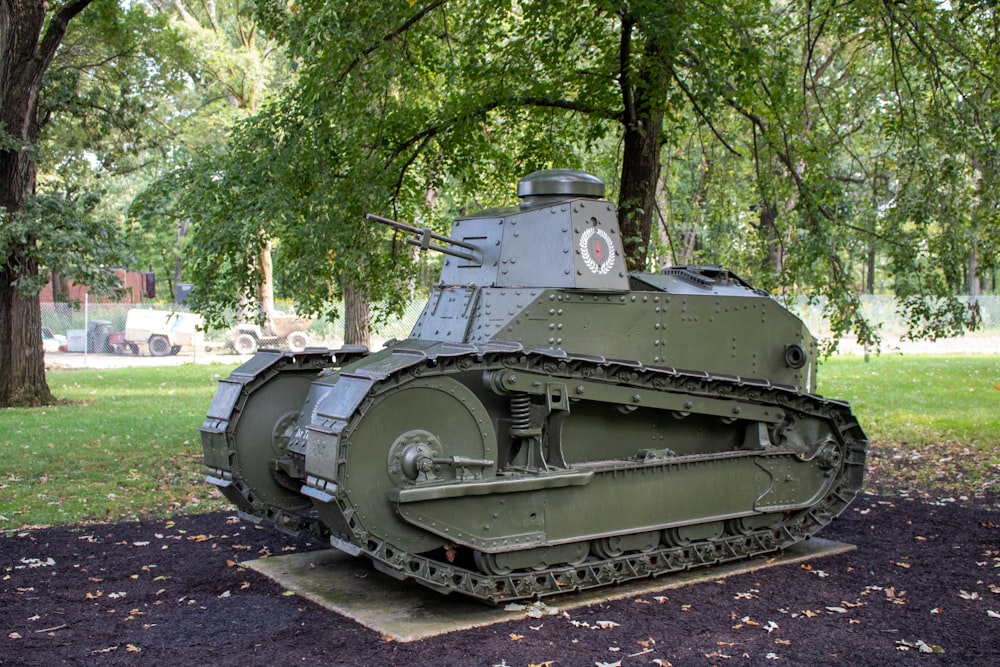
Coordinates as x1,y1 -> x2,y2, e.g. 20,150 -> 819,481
1,0 -> 93,407
618,115 -> 665,272
51,270 -> 69,301
342,283 -> 371,348
0,258 -> 53,405
968,243 -> 980,297
759,201 -> 784,276
259,238 -> 276,321
617,29 -> 668,273
866,246 -> 876,294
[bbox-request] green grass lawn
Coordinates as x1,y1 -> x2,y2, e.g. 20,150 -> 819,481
1,355 -> 997,531
818,354 -> 1000,498
0,364 -> 238,530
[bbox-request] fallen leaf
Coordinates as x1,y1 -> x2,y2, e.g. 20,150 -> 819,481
509,633 -> 524,641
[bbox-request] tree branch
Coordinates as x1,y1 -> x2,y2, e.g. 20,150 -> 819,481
337,0 -> 448,85
37,0 -> 93,72
383,94 -> 621,168
619,12 -> 636,126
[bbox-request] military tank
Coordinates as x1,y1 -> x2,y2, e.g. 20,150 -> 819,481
201,169 -> 867,603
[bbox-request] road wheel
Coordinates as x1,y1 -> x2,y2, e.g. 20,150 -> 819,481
233,333 -> 257,355
287,331 -> 308,352
149,335 -> 171,357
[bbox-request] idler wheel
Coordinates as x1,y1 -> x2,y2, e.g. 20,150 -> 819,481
331,376 -> 498,555
474,551 -> 512,576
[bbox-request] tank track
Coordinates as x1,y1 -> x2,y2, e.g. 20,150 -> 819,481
201,347 -> 369,541
206,343 -> 867,604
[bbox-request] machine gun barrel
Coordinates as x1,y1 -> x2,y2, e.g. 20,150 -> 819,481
366,213 -> 480,263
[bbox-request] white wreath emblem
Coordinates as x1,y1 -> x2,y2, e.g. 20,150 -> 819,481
579,227 -> 617,275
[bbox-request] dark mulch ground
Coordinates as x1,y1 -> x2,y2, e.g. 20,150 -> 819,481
2,493 -> 998,667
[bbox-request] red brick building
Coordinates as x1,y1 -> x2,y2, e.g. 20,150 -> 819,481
40,269 -> 155,304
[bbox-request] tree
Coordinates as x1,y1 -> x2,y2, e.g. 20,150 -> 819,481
131,0 -> 289,306
1,0 -> 96,407
1,1 -> 182,407
176,0 -> 997,349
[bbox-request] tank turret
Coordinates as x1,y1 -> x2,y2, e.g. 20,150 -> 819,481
202,169 -> 867,604
373,169 -> 815,390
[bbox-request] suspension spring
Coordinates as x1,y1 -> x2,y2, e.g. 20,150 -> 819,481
510,393 -> 532,434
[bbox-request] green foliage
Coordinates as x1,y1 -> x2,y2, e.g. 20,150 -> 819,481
127,0 -> 297,310
148,1 -> 1000,345
0,192 -> 130,298
3,1 -> 192,299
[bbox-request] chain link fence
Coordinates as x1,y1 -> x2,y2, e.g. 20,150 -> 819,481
40,294 -> 999,361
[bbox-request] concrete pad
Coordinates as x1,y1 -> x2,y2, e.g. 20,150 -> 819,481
245,538 -> 854,642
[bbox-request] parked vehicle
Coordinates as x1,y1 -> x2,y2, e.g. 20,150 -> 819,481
231,315 -> 311,354
41,327 -> 66,353
124,309 -> 203,356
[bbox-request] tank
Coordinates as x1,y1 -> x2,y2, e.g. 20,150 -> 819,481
201,169 -> 867,603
